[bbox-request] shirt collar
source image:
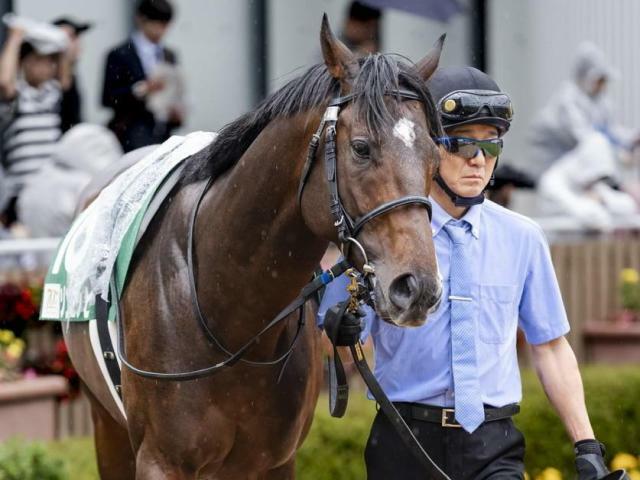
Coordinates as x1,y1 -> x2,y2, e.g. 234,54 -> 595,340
132,31 -> 160,53
430,197 -> 482,239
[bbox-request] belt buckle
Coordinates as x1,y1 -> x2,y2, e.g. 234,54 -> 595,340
441,408 -> 462,428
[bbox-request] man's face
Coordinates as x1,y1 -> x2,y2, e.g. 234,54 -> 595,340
22,53 -> 59,86
437,123 -> 500,198
137,17 -> 170,44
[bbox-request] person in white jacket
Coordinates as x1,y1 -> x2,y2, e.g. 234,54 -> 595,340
531,42 -> 638,230
17,124 -> 122,237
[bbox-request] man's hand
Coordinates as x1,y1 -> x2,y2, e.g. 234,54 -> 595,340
146,77 -> 166,94
575,439 -> 609,480
8,25 -> 25,40
132,78 -> 166,99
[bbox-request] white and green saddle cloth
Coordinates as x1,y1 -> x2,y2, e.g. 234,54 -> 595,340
41,131 -> 216,322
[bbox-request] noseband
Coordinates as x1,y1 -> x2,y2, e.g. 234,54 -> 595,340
297,89 -> 434,248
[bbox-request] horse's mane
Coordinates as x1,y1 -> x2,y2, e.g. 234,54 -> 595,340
181,53 -> 443,184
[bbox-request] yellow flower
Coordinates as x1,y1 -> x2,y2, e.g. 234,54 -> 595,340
524,472 -> 530,480
5,339 -> 24,360
0,329 -> 15,344
535,467 -> 563,480
612,453 -> 638,471
627,469 -> 640,480
621,268 -> 640,284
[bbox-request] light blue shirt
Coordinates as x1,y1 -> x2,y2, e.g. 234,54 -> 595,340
132,31 -> 164,77
318,198 -> 570,408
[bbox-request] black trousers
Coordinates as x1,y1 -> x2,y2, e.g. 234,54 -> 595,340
365,408 -> 525,480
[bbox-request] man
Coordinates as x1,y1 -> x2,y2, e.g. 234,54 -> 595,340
102,0 -> 183,152
319,66 -> 618,479
52,16 -> 92,133
0,16 -> 69,224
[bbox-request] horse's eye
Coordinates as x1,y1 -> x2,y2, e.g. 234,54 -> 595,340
351,139 -> 370,159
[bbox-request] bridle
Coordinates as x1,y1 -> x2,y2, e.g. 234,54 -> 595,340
298,89 -> 433,244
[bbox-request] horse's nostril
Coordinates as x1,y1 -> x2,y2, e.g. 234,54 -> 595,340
388,273 -> 421,311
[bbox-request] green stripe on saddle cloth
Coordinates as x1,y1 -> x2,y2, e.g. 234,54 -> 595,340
40,131 -> 216,322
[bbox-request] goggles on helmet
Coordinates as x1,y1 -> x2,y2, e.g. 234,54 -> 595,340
436,136 -> 503,160
438,89 -> 513,123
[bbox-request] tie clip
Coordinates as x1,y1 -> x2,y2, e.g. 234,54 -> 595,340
449,295 -> 472,302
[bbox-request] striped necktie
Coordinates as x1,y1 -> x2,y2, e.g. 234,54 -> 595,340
443,220 -> 484,433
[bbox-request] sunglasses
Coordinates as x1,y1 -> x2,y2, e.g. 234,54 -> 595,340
435,136 -> 504,160
438,90 -> 513,122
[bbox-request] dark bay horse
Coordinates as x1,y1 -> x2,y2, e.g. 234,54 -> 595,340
63,17 -> 444,479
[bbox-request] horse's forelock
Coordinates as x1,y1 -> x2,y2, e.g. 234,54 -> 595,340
352,54 -> 443,140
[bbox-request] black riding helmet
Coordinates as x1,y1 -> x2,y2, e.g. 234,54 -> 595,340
427,66 -> 513,206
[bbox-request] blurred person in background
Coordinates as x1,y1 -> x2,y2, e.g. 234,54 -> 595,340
341,1 -> 382,55
0,14 -> 69,226
485,163 -> 535,208
52,16 -> 92,133
17,123 -> 122,237
102,0 -> 184,152
530,42 -> 638,230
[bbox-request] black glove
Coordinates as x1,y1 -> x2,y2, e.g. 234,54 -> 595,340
324,301 -> 364,347
575,439 -> 609,480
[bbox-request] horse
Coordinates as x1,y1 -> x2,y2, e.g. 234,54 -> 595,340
63,16 -> 445,479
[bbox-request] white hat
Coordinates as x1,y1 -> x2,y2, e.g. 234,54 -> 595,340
2,13 -> 68,55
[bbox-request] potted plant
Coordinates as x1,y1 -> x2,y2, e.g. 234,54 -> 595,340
0,280 -> 68,442
583,268 -> 640,363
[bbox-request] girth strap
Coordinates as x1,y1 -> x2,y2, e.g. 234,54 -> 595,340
95,293 -> 122,398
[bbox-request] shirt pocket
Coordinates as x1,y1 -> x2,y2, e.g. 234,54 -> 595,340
479,284 -> 517,344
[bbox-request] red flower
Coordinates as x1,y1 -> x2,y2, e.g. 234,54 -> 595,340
51,359 -> 64,372
56,339 -> 69,356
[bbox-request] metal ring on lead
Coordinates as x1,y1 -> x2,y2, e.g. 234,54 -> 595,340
341,237 -> 375,274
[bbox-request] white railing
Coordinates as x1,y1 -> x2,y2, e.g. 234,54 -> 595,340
0,237 -> 60,255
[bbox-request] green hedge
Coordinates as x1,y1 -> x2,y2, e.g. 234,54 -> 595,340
298,366 -> 640,479
2,366 -> 639,479
0,439 -> 67,480
517,366 -> 640,478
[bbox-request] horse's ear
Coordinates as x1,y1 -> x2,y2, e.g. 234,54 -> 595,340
415,34 -> 446,81
320,13 -> 357,90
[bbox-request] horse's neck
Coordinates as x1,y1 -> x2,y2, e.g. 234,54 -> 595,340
194,113 -> 328,344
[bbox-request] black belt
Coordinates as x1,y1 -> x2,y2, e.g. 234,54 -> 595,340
394,402 -> 520,428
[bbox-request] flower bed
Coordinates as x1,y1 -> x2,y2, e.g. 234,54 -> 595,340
0,278 -> 79,398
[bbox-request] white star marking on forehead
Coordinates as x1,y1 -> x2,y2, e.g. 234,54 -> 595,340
393,117 -> 416,149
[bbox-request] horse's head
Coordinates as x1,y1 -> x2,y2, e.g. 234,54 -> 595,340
301,16 -> 444,327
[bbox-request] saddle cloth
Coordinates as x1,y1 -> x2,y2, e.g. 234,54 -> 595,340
40,131 -> 216,323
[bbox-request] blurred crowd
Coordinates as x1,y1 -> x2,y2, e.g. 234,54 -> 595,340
0,0 -> 638,247
0,0 -> 183,240
529,42 -> 640,232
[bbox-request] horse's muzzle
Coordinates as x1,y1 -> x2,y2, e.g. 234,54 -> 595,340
387,272 -> 442,326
